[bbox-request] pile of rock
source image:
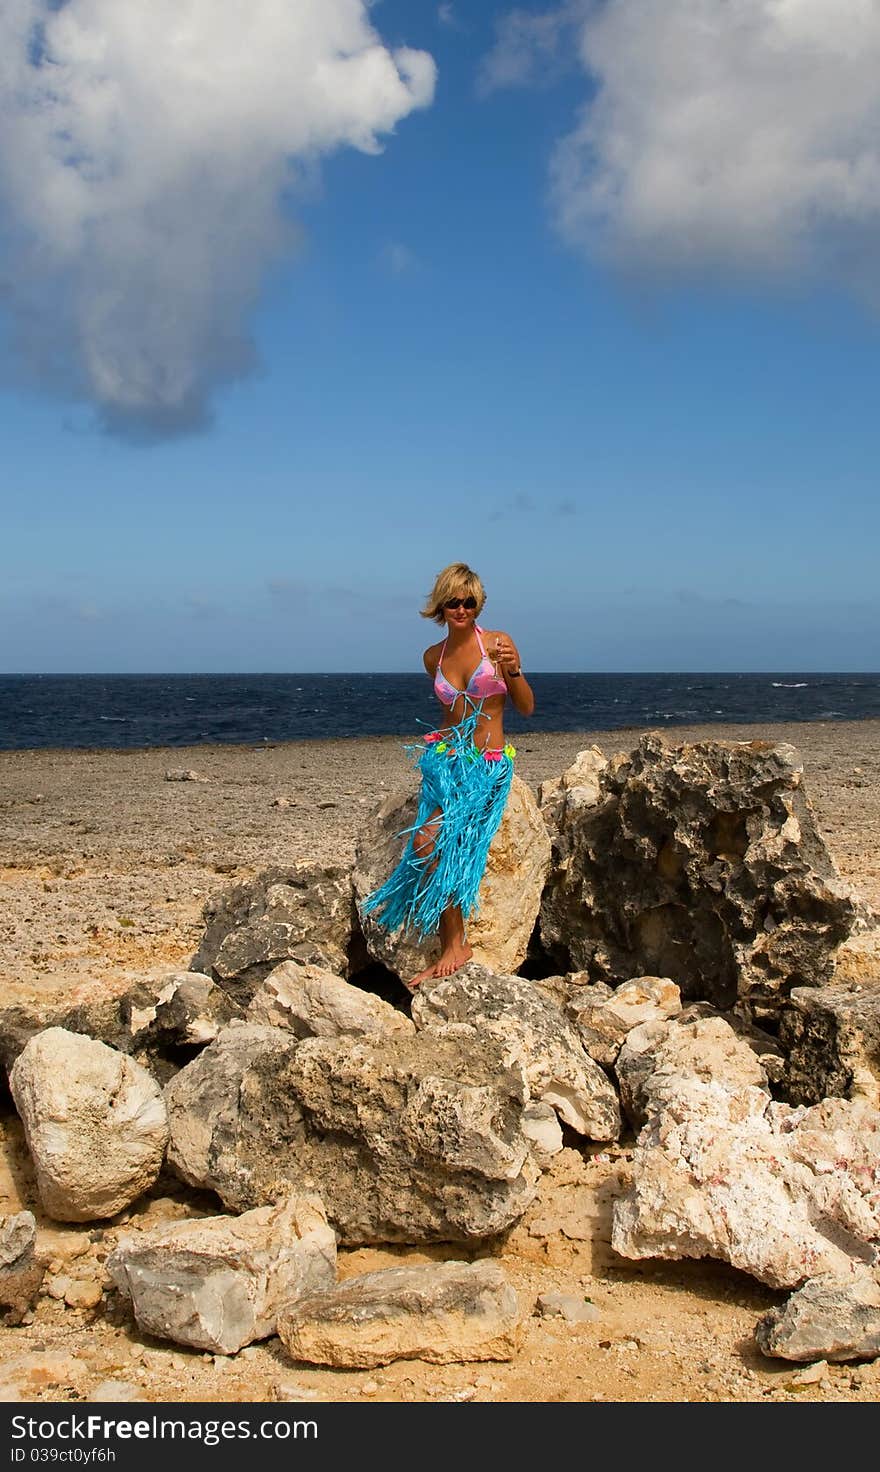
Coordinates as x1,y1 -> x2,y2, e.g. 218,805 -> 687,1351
2,732 -> 880,1372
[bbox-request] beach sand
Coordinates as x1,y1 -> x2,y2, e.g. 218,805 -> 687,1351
1,718 -> 878,1403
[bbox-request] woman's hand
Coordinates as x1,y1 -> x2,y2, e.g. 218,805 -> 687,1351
492,636 -> 520,675
494,632 -> 534,714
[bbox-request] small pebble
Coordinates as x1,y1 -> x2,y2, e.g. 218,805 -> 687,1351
88,1380 -> 148,1402
785,1360 -> 828,1389
535,1291 -> 601,1324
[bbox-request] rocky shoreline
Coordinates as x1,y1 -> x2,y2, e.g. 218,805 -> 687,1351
1,718 -> 879,1404
2,718 -> 879,1004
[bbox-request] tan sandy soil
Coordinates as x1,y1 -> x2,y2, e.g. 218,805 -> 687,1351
1,719 -> 879,1405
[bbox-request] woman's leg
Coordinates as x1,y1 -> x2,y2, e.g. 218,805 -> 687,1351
433,903 -> 473,977
408,899 -> 473,988
405,807 -> 474,989
406,808 -> 444,989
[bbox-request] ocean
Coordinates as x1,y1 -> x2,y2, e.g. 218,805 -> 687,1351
2,672 -> 879,752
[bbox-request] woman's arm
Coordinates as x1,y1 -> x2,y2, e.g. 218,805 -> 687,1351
494,631 -> 535,717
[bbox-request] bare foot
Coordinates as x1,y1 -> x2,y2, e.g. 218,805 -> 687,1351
405,962 -> 438,992
432,941 -> 473,978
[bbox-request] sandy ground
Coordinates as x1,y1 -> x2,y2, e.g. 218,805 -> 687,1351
1,718 -> 879,1405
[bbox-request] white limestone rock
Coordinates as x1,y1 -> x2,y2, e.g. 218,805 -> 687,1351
246,960 -> 413,1039
10,1029 -> 168,1222
520,1103 -> 564,1167
756,1268 -> 880,1363
164,1022 -> 296,1191
538,744 -> 607,833
567,976 -> 682,1065
107,1193 -> 336,1354
612,1080 -> 880,1289
412,964 -> 621,1142
615,1013 -> 767,1129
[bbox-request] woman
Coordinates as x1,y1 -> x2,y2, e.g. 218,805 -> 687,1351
362,562 -> 535,990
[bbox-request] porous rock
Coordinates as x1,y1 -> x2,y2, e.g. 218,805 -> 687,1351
756,1268 -> 880,1363
615,1013 -> 768,1130
411,964 -> 621,1141
276,1260 -> 520,1368
190,862 -> 353,1004
107,1193 -> 336,1355
164,1020 -> 540,1245
10,1029 -> 168,1222
246,960 -> 413,1039
566,976 -> 682,1065
0,978 -> 170,1074
540,735 -> 864,1025
538,745 -> 607,834
612,1083 -> 880,1289
779,981 -> 880,1108
132,972 -> 245,1050
353,776 -> 551,981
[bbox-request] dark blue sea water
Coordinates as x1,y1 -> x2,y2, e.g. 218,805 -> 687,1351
2,673 -> 879,752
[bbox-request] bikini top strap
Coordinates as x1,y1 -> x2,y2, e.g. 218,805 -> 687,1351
474,624 -> 487,657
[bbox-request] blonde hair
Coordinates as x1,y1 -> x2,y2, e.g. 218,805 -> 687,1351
421,562 -> 486,624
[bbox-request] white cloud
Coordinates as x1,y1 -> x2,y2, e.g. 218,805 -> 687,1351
477,3 -> 585,95
0,0 -> 435,437
488,1 -> 880,300
556,0 -> 880,291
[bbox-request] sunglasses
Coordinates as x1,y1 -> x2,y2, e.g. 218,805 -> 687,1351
443,596 -> 477,611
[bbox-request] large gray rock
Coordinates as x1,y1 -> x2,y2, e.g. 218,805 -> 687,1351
276,1260 -> 521,1368
540,735 -> 864,1025
353,776 -> 551,981
756,1269 -> 880,1362
246,961 -> 413,1039
164,1023 -> 297,1193
107,1194 -> 336,1355
779,981 -> 880,1107
190,863 -> 354,1005
10,1029 -> 168,1222
612,1083 -> 880,1289
164,1021 -> 540,1245
411,964 -> 621,1141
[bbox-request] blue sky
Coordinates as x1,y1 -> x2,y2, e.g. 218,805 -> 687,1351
2,0 -> 879,673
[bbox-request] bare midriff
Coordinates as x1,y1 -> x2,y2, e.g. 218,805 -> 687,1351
437,692 -> 507,750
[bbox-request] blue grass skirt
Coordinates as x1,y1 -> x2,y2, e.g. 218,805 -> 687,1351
362,705 -> 515,940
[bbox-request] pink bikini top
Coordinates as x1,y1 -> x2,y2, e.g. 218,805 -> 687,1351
433,625 -> 509,707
